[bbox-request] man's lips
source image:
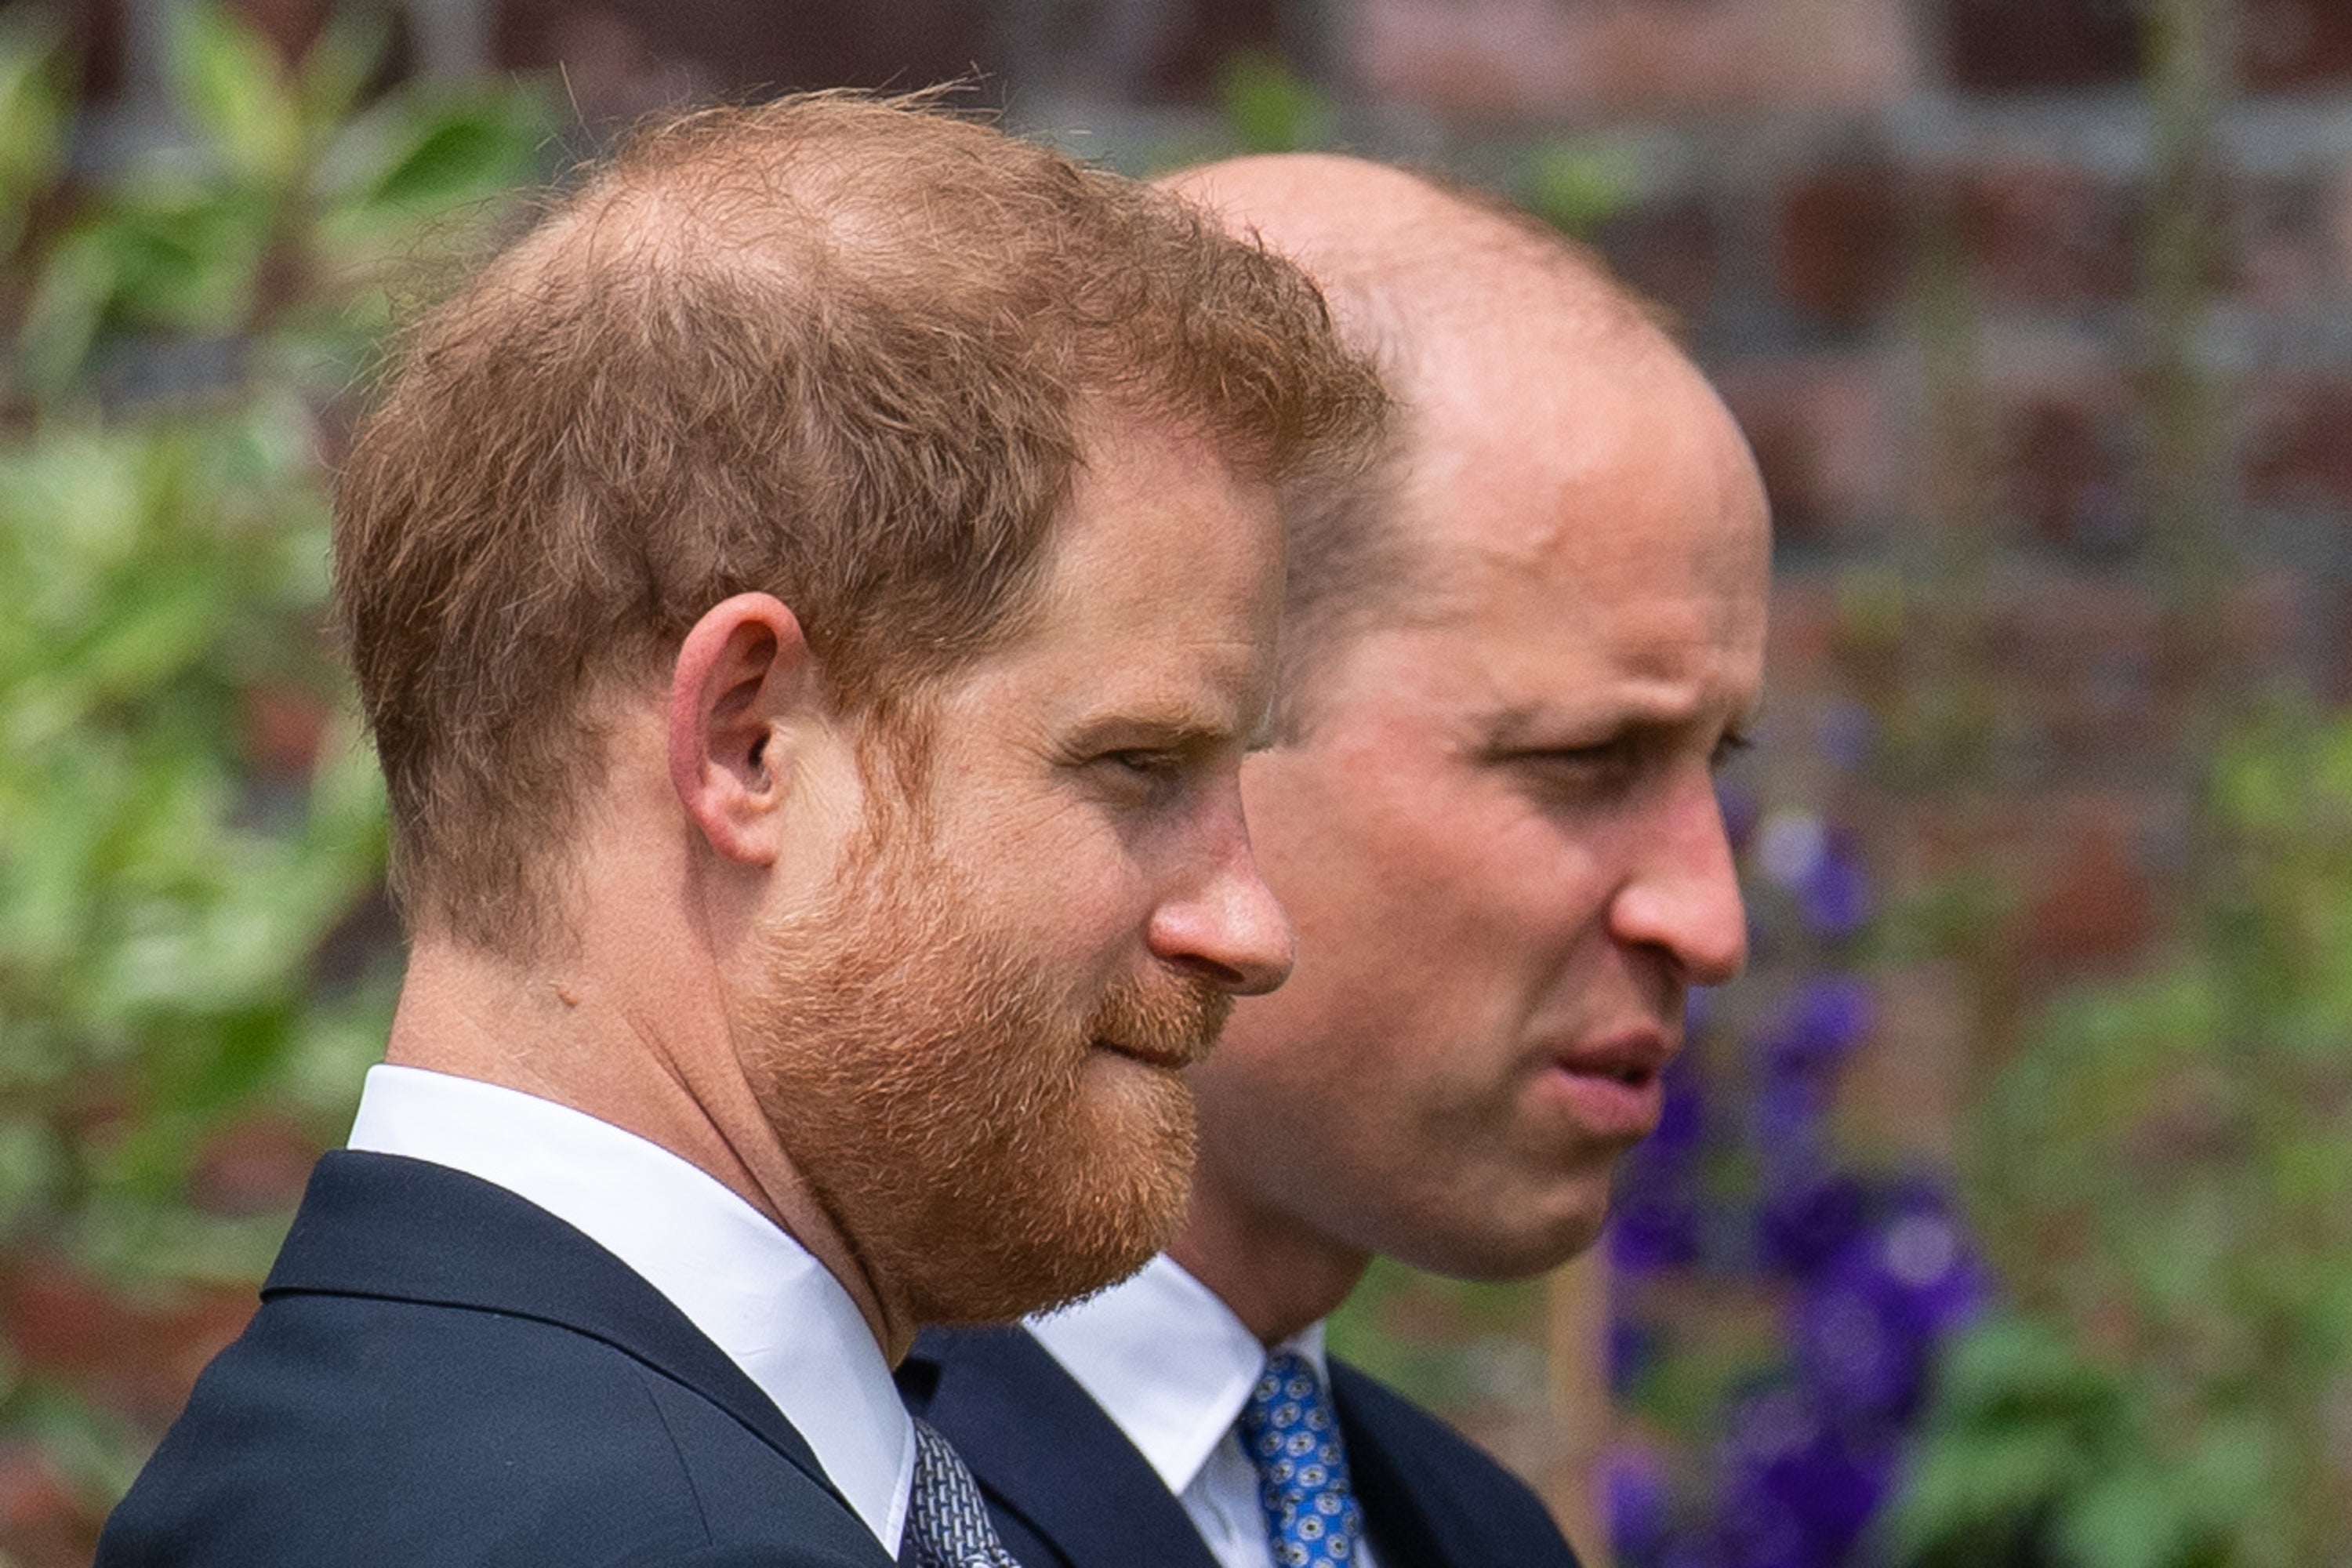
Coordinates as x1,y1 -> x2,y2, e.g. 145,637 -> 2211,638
1556,1027 -> 1678,1085
1090,1035 -> 1203,1071
1541,1028 -> 1679,1140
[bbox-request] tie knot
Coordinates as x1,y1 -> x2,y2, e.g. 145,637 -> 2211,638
1236,1352 -> 1363,1567
907,1418 -> 1022,1568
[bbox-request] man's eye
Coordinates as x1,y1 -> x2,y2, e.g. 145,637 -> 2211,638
1095,750 -> 1188,787
1500,739 -> 1651,809
1526,741 -> 1629,773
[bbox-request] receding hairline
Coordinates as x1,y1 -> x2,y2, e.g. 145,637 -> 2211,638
340,96 -> 1387,953
1154,154 -> 1695,735
1162,154 -> 1665,368
492,105 -> 1023,328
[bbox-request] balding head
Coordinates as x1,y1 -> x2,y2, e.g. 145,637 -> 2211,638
1155,153 -> 1771,1337
1161,154 -> 1677,735
1165,153 -> 1657,352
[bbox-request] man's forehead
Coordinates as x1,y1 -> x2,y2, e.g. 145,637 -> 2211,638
942,419 -> 1282,706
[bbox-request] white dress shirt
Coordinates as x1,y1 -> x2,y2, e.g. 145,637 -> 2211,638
1028,1255 -> 1382,1568
347,1064 -> 914,1558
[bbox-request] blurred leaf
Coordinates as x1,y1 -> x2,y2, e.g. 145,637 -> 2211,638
1878,1427 -> 2078,1560
170,1 -> 303,187
15,227 -> 120,394
2053,1462 -> 2206,1568
1216,51 -> 1332,155
0,2 -> 543,1507
1932,1314 -> 2122,1428
1523,141 -> 1637,237
293,9 -> 388,131
324,85 -> 550,216
0,13 -> 68,258
7,1379 -> 151,1507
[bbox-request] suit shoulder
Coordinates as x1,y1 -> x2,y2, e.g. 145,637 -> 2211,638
100,1291 -> 882,1568
1330,1360 -> 1584,1568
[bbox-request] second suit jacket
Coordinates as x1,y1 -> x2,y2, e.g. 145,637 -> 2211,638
899,1324 -> 1584,1568
97,1151 -> 895,1568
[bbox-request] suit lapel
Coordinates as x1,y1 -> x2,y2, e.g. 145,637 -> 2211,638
906,1327 -> 1222,1568
267,1150 -> 844,1511
1332,1362 -> 1454,1568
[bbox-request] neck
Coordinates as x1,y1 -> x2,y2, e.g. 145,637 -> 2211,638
1167,1162 -> 1373,1345
387,932 -> 919,1363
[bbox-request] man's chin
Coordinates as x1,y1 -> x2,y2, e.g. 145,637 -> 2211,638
917,1229 -> 1167,1327
1372,1185 -> 1616,1285
906,1084 -> 1197,1325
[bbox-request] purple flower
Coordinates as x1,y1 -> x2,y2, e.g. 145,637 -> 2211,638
1649,1053 -> 1710,1160
1715,1387 -> 1889,1565
1610,1319 -> 1661,1397
1756,1169 -> 1867,1279
1792,1206 -> 1984,1425
1610,1187 -> 1702,1274
1610,1056 -> 1711,1273
1661,1541 -> 1727,1568
1799,837 -> 1871,942
1755,978 -> 1873,1082
1606,1444 -> 1676,1566
1752,1076 -> 1829,1152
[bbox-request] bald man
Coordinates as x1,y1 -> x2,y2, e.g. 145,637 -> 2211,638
900,156 -> 1771,1568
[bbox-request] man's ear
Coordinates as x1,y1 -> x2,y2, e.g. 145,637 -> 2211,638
668,593 -> 822,866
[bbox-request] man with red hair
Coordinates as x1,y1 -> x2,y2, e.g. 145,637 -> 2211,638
99,100 -> 1381,1568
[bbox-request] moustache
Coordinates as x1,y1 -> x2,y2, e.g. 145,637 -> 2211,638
1083,976 -> 1234,1071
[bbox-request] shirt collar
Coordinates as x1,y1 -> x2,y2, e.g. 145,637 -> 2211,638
1027,1254 -> 1329,1497
347,1064 -> 914,1555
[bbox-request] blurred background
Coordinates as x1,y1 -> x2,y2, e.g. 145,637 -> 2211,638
2,0 -> 2350,1563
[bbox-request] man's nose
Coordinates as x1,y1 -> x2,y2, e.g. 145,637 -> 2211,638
1145,802 -> 1297,996
1608,769 -> 1749,986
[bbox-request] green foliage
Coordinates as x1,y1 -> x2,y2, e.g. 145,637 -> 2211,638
1327,1255 -> 1545,1412
0,2 -> 547,1518
1520,140 -> 1636,238
13,4 -> 545,399
1214,51 -> 1334,156
0,13 -> 67,260
1886,701 -> 2352,1568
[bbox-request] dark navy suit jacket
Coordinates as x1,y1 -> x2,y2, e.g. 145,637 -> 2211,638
97,1151 -> 895,1568
899,1324 -> 1584,1568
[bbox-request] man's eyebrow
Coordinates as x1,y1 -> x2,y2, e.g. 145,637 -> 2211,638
1477,703 -> 1599,751
1477,700 -> 1726,753
1064,707 -> 1240,754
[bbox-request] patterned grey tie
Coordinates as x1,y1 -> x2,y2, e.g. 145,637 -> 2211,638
906,1417 -> 1025,1568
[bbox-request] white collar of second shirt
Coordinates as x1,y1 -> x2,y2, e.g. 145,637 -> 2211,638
1028,1253 -> 1332,1497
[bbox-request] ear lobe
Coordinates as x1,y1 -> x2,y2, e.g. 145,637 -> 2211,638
669,593 -> 817,866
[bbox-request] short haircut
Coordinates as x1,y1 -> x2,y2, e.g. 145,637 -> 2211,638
1212,165 -> 1670,739
336,92 -> 1385,956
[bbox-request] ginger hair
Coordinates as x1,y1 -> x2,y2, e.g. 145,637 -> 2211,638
336,92 -> 1385,955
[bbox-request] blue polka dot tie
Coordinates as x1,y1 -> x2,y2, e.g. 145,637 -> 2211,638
1237,1351 -> 1367,1568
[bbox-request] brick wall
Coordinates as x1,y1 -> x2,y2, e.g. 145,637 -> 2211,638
1315,0 -> 2352,938
31,0 -> 2351,1560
